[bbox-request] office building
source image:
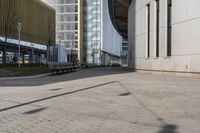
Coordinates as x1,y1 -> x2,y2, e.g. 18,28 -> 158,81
42,0 -> 84,63
43,0 -> 122,65
109,0 -> 200,76
83,0 -> 122,65
0,0 -> 56,64
121,39 -> 128,65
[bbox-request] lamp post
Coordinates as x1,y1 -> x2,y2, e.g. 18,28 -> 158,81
17,22 -> 22,69
31,43 -> 34,63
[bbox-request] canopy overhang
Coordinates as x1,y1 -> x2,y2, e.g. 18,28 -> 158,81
108,0 -> 132,39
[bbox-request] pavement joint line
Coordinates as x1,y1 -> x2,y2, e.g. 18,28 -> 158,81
0,81 -> 118,113
0,98 -> 43,108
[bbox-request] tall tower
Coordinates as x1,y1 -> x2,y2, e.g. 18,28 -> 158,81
83,0 -> 102,64
83,0 -> 122,65
42,0 -> 122,65
41,0 -> 83,63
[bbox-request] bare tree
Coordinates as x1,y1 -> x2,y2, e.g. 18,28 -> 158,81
0,0 -> 19,64
46,18 -> 55,62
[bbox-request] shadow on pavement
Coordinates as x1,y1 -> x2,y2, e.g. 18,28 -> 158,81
117,82 -> 179,133
0,67 -> 130,87
0,81 -> 117,112
157,124 -> 178,133
23,107 -> 48,115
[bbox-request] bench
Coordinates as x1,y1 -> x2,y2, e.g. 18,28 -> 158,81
48,62 -> 80,75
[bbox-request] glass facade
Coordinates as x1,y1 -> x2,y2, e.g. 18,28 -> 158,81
83,0 -> 101,64
121,39 -> 128,65
42,0 -> 78,49
42,0 -> 121,64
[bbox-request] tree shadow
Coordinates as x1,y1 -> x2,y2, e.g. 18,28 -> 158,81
117,80 -> 179,133
157,124 -> 178,133
118,92 -> 132,96
23,107 -> 48,115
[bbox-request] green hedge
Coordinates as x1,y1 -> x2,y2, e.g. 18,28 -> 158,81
0,63 -> 47,68
0,65 -> 49,77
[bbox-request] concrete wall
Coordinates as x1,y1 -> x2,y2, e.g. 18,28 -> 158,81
128,0 -> 200,74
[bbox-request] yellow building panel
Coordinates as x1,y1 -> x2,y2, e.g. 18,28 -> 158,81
78,0 -> 84,63
0,0 -> 56,45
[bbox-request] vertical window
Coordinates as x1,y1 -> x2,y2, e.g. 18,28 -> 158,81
167,0 -> 172,56
156,0 -> 159,57
146,4 -> 150,58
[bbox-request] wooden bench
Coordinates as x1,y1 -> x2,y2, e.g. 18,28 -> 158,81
48,62 -> 80,75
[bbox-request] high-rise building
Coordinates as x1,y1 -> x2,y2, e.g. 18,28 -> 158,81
42,0 -> 83,63
83,0 -> 122,65
43,0 -> 122,65
83,0 -> 101,64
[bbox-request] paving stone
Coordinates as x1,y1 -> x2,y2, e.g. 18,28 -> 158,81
0,68 -> 200,132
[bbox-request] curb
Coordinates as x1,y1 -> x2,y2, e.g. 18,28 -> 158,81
0,73 -> 50,80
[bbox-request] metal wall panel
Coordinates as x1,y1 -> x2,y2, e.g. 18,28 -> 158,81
0,0 -> 56,45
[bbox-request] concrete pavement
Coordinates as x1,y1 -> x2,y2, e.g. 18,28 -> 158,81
0,67 -> 200,133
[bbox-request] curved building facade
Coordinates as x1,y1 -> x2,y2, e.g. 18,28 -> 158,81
102,0 -> 122,65
83,0 -> 122,65
108,0 -> 131,39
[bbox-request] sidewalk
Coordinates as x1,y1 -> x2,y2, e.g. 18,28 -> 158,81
0,67 -> 200,132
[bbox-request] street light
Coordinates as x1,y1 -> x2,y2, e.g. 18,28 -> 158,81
17,22 -> 22,69
31,43 -> 34,63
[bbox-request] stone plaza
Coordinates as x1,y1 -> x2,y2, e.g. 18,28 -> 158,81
0,67 -> 200,133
